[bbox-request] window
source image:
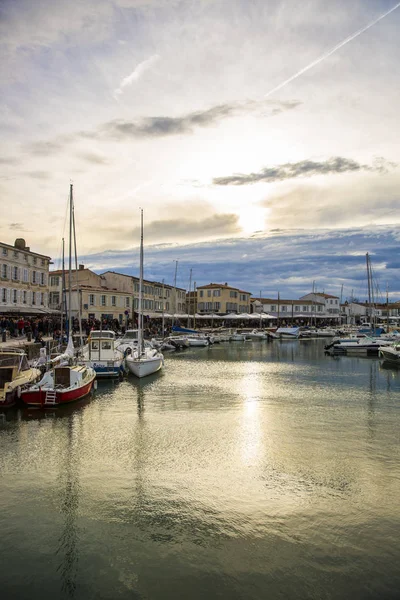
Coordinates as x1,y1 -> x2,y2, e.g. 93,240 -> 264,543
13,251 -> 18,258
33,257 -> 37,265
2,248 -> 7,256
101,341 -> 111,350
89,294 -> 95,306
318,306 -> 322,312
32,270 -> 37,284
302,306 -> 308,312
134,298 -> 139,309
294,305 -> 300,311
1,289 -> 6,302
23,291 -> 27,304
134,283 -> 139,292
40,293 -> 44,305
41,259 -> 45,266
213,289 -> 221,297
2,264 -> 8,278
230,291 -> 238,298
271,305 -> 276,311
23,269 -> 28,283
214,302 -> 220,310
13,289 -> 17,303
125,297 -> 130,307
281,306 -> 287,312
32,292 -> 36,305
111,296 -> 116,306
50,276 -> 59,286
101,295 -> 106,306
12,266 -> 19,280
200,290 -> 204,298
40,272 -> 45,285
207,290 -> 212,297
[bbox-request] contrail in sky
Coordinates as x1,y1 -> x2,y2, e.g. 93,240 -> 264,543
264,2 -> 400,98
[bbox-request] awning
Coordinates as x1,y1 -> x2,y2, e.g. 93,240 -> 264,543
0,306 -> 61,316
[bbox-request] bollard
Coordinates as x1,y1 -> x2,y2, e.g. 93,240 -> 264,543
27,332 -> 32,342
1,330 -> 6,343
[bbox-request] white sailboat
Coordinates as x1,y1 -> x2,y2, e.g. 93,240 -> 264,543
125,210 -> 164,378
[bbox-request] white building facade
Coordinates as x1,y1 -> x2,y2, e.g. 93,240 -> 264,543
0,238 -> 52,315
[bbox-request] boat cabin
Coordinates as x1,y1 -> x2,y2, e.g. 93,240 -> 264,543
87,330 -> 117,360
0,351 -> 30,391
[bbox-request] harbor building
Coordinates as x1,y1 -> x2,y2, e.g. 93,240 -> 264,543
0,238 -> 52,315
196,283 -> 251,314
252,297 -> 326,322
101,271 -> 187,316
48,266 -> 187,322
300,292 -> 341,318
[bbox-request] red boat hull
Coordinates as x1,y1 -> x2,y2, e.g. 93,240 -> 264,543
20,377 -> 95,407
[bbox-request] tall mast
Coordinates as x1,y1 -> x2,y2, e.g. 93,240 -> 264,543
161,278 -> 165,337
193,281 -> 196,330
366,252 -> 372,323
386,283 -> 390,332
68,184 -> 73,340
138,209 -> 144,354
188,268 -> 192,329
173,260 -> 178,321
60,237 -> 65,345
259,290 -> 262,329
72,200 -> 83,347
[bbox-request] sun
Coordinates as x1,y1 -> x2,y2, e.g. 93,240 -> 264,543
238,206 -> 268,234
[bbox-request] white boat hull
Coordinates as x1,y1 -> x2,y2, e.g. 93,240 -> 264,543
126,355 -> 164,378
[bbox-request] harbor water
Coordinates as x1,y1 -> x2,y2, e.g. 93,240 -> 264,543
1,339 -> 399,599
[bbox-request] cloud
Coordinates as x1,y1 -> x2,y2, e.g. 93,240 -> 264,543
93,213 -> 241,247
23,171 -> 52,180
259,180 -> 400,230
79,225 -> 400,299
96,99 -> 301,140
113,54 -> 160,99
78,152 -> 110,165
213,157 -> 395,186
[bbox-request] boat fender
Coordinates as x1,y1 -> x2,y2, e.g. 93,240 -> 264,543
94,380 -> 98,390
17,386 -> 22,399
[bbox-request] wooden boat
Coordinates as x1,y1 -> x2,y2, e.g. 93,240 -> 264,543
20,364 -> 96,407
0,349 -> 41,408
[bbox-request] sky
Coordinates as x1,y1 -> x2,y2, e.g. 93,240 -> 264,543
1,0 -> 399,299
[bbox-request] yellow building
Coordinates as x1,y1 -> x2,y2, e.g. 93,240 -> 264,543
197,283 -> 251,314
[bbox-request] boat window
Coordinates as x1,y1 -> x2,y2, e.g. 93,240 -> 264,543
0,355 -> 20,368
0,368 -> 14,388
92,342 -> 99,350
101,341 -> 112,350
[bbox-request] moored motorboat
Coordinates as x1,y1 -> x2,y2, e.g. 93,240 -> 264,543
81,330 -> 124,378
379,341 -> 400,365
326,336 -> 394,356
0,349 -> 41,408
275,327 -> 300,339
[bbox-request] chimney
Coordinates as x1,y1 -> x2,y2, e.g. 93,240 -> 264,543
79,264 -> 85,270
